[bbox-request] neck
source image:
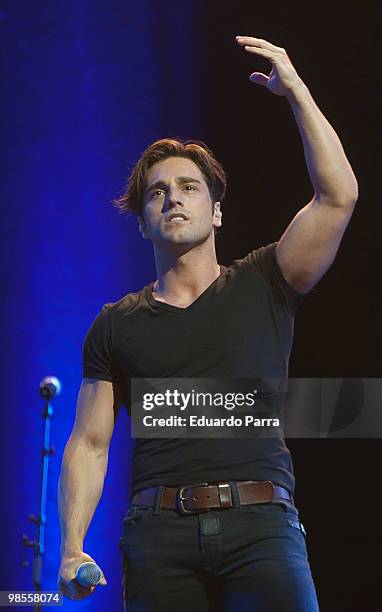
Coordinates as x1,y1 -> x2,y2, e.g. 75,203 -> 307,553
152,236 -> 220,306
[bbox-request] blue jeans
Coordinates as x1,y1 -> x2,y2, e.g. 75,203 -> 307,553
119,500 -> 319,611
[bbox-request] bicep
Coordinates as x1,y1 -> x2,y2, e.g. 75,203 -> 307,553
276,196 -> 356,294
70,379 -> 121,453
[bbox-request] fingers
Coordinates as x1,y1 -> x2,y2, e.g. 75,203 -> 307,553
249,72 -> 269,87
99,574 -> 108,586
243,46 -> 281,62
236,35 -> 286,55
58,553 -> 106,600
58,577 -> 95,600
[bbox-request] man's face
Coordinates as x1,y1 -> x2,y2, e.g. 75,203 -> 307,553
139,157 -> 222,249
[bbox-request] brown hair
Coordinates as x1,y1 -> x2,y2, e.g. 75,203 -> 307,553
113,137 -> 227,217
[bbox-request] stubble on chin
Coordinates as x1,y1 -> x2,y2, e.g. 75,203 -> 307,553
153,223 -> 213,252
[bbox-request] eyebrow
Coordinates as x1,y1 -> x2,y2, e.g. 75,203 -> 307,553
145,176 -> 201,194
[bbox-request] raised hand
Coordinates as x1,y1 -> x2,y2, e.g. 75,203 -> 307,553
236,36 -> 303,96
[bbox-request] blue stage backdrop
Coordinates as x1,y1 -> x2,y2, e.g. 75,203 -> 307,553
2,1 -> 379,611
0,1 -> 203,609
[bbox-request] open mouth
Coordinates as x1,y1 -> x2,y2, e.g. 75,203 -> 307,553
167,213 -> 189,222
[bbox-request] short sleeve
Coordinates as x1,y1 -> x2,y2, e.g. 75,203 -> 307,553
244,242 -> 306,316
82,304 -> 118,382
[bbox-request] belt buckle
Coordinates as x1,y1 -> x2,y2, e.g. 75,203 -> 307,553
176,482 -> 209,516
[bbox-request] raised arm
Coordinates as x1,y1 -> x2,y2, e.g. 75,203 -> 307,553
58,378 -> 120,600
236,35 -> 358,294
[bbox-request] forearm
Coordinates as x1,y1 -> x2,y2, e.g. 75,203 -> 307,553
58,438 -> 108,556
286,81 -> 358,205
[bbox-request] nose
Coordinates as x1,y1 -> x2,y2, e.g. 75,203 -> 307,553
164,187 -> 184,210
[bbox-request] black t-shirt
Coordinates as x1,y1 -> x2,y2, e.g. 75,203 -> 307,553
82,242 -> 305,497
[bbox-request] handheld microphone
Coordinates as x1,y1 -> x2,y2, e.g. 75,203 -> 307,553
75,562 -> 102,587
39,376 -> 62,399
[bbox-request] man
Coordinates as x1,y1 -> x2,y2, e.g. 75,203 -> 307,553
58,36 -> 358,610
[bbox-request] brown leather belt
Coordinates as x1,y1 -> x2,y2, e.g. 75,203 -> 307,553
132,480 -> 293,515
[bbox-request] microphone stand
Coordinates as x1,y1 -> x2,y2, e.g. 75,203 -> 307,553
22,377 -> 61,611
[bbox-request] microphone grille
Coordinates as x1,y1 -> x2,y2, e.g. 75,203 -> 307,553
39,376 -> 62,399
75,562 -> 102,587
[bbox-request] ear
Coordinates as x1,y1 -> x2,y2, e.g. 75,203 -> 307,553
138,215 -> 149,239
213,202 -> 222,227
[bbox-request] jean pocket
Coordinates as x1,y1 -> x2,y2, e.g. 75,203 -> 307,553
119,506 -> 153,553
245,502 -> 293,520
121,505 -> 152,531
288,517 -> 307,538
125,505 -> 152,524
